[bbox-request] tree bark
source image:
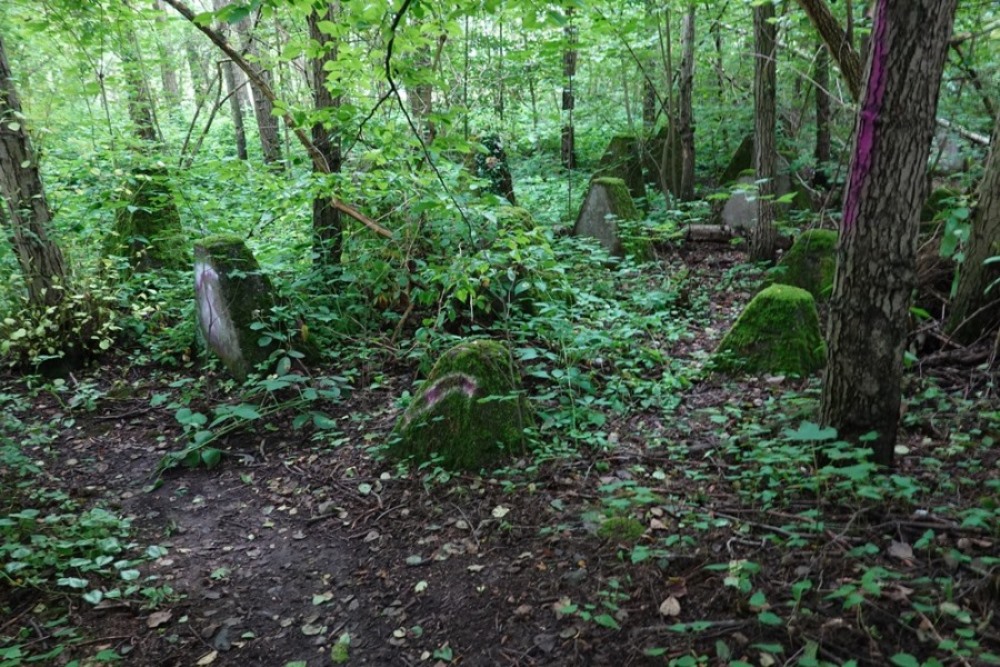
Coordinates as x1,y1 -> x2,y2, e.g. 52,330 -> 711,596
814,43 -> 831,165
795,0 -> 863,101
677,3 -> 696,202
821,0 -> 958,467
947,112 -> 1000,344
213,0 -> 247,160
308,3 -> 342,269
751,1 -> 778,262
0,32 -> 69,307
235,11 -> 282,165
120,31 -> 161,144
154,0 -> 181,110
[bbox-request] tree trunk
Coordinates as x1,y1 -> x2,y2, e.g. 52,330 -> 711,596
185,37 -> 211,103
308,3 -> 342,269
213,0 -> 247,160
677,3 -> 696,201
814,44 -> 831,165
0,32 -> 69,307
120,31 -> 160,144
947,112 -> 1000,344
821,0 -> 958,467
795,0 -> 864,101
154,0 -> 181,110
235,11 -> 282,165
561,10 -> 576,169
751,1 -> 778,262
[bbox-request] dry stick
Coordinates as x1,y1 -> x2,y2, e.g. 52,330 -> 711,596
160,0 -> 391,239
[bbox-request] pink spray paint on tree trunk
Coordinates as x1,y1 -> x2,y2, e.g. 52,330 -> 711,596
841,0 -> 890,233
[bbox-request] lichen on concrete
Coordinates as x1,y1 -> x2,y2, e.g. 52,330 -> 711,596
768,229 -> 838,300
389,339 -> 534,470
714,284 -> 826,376
194,235 -> 277,381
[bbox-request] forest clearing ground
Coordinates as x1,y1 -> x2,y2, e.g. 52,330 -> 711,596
2,243 -> 999,667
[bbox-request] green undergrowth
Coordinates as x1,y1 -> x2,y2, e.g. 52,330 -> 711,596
0,392 -> 172,666
581,377 -> 1000,666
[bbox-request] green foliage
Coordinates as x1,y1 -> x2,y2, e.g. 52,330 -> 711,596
0,279 -> 120,373
713,284 -> 826,376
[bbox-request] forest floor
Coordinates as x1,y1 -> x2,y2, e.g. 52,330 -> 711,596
2,242 -> 999,667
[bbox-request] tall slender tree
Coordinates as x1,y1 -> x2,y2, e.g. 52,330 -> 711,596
0,31 -> 69,308
308,2 -> 342,269
751,0 -> 778,262
947,112 -> 1000,345
821,0 -> 959,466
677,3 -> 696,202
235,10 -> 282,165
213,0 -> 248,160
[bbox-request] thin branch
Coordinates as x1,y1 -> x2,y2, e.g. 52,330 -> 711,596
383,0 -> 476,245
159,0 -> 392,238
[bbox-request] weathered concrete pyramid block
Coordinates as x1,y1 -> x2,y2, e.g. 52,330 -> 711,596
573,177 -> 651,259
389,340 -> 534,470
719,133 -> 754,184
106,166 -> 188,271
719,176 -> 758,231
714,284 -> 826,376
596,135 -> 645,203
194,235 -> 277,381
769,229 -> 838,300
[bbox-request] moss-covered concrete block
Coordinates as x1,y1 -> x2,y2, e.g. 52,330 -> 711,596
496,206 -> 535,232
194,235 -> 277,381
719,133 -> 754,184
714,284 -> 826,376
769,229 -> 838,301
106,167 -> 188,271
596,135 -> 645,204
573,177 -> 652,259
389,339 -> 534,470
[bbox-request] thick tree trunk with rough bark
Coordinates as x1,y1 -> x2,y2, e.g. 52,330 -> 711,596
308,4 -> 342,269
948,113 -> 1000,344
821,0 -> 958,467
796,0 -> 863,101
751,1 -> 778,262
0,32 -> 69,307
677,4 -> 696,202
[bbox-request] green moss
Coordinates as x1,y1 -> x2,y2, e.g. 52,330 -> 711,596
575,178 -> 652,261
106,167 -> 188,271
597,516 -> 645,544
194,236 -> 277,380
389,339 -> 534,470
591,177 -> 640,220
768,229 -> 838,300
596,135 -> 645,204
496,206 -> 535,232
714,284 -> 826,376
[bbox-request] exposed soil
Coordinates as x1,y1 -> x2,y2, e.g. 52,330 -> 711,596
3,244 -> 999,667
